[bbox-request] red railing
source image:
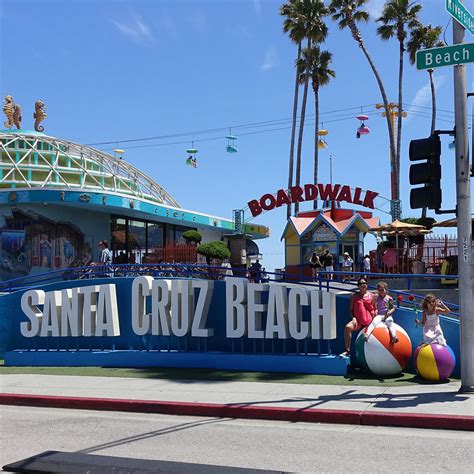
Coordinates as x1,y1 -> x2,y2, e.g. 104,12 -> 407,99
142,244 -> 198,264
370,243 -> 458,275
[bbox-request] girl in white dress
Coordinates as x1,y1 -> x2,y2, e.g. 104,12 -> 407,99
416,294 -> 450,346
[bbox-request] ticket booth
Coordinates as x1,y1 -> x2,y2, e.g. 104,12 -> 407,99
282,207 -> 379,277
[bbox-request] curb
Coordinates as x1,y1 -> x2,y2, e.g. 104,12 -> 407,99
1,393 -> 473,431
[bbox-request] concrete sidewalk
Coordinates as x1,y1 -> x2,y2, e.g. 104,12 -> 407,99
1,374 -> 473,431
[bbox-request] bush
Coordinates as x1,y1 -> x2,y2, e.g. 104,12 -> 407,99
182,230 -> 202,244
197,241 -> 230,264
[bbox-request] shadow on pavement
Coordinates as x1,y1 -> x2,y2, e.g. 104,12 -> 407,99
76,417 -> 229,455
225,388 -> 470,411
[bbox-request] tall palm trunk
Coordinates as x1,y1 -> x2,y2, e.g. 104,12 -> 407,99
287,42 -> 302,218
421,68 -> 437,219
396,38 -> 404,206
295,37 -> 312,215
348,21 -> 398,204
313,82 -> 320,210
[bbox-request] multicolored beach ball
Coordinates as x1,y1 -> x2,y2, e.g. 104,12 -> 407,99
414,343 -> 456,381
355,322 -> 412,375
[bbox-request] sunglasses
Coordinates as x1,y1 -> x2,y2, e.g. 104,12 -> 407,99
358,282 -> 367,286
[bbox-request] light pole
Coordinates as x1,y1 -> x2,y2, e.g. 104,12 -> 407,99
329,154 -> 333,185
375,102 -> 407,220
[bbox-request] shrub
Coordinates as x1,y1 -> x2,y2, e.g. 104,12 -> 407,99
182,230 -> 202,245
197,241 -> 230,264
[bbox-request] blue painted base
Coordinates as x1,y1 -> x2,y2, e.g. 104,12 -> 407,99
4,350 -> 349,375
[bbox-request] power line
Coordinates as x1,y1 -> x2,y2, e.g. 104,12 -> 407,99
98,114 -> 382,152
87,103 -> 378,146
93,106 -> 468,153
403,103 -> 456,115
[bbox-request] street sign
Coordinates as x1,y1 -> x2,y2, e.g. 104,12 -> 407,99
446,0 -> 474,35
416,42 -> 474,70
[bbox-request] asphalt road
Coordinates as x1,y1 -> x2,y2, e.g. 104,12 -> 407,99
1,406 -> 473,472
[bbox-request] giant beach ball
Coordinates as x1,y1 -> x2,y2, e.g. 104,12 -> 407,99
414,343 -> 456,381
355,322 -> 412,375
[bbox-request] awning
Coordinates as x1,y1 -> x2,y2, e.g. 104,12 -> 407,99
246,239 -> 260,256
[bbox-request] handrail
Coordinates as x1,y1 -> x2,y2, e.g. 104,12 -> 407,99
0,264 -> 460,317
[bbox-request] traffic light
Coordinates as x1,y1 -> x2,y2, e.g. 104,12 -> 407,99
409,135 -> 442,210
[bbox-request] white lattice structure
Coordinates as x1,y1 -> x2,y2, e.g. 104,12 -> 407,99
0,130 -> 180,207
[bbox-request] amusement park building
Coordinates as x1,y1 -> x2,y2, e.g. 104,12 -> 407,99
282,207 -> 379,275
0,130 -> 268,281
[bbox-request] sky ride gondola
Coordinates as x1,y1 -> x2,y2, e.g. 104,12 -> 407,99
317,127 -> 328,149
186,142 -> 198,168
226,129 -> 238,153
356,114 -> 370,139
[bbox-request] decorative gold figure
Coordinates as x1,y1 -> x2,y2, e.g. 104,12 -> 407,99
3,95 -> 22,129
34,100 -> 47,132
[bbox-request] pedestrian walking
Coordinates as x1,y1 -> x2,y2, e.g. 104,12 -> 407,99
323,250 -> 334,280
342,252 -> 353,283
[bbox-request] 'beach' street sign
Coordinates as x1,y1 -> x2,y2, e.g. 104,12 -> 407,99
416,42 -> 474,70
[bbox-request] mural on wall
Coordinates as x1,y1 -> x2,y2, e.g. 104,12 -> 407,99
1,230 -> 26,278
0,211 -> 88,281
300,224 -> 338,264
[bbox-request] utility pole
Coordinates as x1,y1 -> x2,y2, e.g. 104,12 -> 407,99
453,10 -> 474,392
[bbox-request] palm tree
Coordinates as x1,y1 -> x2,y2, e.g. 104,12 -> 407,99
407,23 -> 444,218
407,24 -> 444,134
297,46 -> 335,209
293,0 -> 328,215
377,0 -> 422,208
280,0 -> 306,219
328,0 -> 398,214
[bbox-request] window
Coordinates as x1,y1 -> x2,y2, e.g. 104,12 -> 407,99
128,220 -> 146,264
147,222 -> 163,254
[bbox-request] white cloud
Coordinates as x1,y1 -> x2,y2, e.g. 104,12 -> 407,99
253,0 -> 262,17
366,0 -> 385,20
261,46 -> 279,71
111,15 -> 154,45
406,74 -> 448,121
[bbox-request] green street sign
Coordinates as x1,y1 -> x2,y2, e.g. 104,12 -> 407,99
446,0 -> 474,35
416,43 -> 474,70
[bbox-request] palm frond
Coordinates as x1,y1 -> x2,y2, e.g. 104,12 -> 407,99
377,24 -> 396,40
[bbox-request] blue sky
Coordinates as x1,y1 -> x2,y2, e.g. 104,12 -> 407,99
1,0 -> 472,272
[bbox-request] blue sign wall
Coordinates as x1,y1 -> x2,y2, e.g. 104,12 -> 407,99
0,277 -> 461,376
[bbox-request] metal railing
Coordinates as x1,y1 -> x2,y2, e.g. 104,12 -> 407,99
0,263 -> 460,318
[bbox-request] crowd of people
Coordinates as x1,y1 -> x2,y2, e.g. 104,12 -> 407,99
309,250 -> 335,280
309,251 -> 377,282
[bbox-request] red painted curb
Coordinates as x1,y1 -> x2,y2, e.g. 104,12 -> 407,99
1,393 -> 472,431
361,411 -> 474,431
